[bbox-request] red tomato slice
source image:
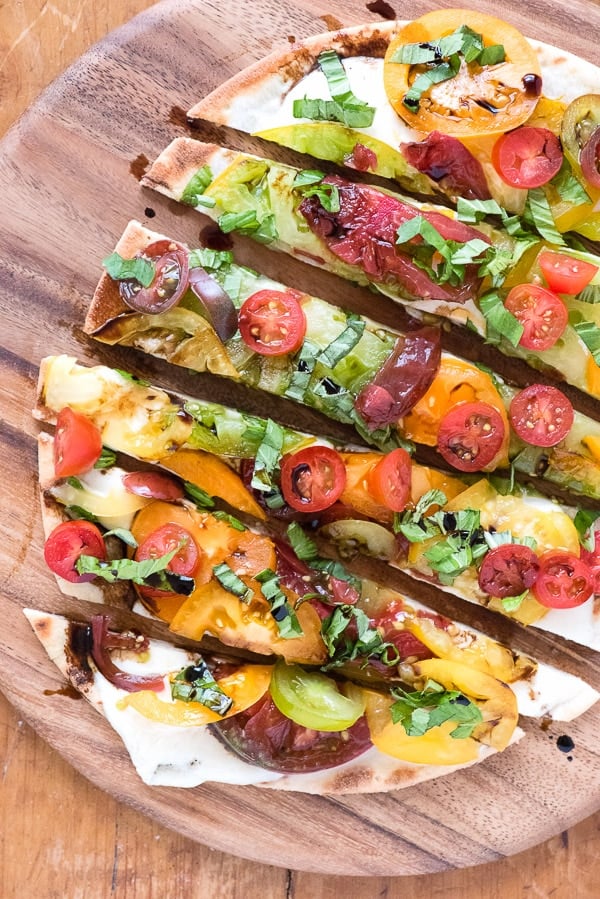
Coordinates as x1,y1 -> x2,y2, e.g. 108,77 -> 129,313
478,544 -> 540,598
123,471 -> 184,501
538,250 -> 598,295
119,239 -> 190,314
437,401 -> 506,472
492,127 -> 563,188
504,283 -> 568,351
54,407 -> 103,478
135,523 -> 201,577
44,520 -> 107,583
581,126 -> 600,189
367,448 -> 412,513
238,289 -> 306,356
280,447 -> 346,513
509,384 -> 574,447
532,551 -> 593,609
580,532 -> 600,594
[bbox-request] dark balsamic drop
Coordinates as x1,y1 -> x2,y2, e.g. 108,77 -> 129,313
144,207 -> 156,219
200,223 -> 233,251
556,734 -> 575,753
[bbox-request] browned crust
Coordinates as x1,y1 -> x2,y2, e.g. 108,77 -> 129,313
141,139 -> 233,195
187,21 -> 399,124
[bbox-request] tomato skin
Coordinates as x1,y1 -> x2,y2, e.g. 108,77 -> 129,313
44,520 -> 107,583
212,693 -> 372,773
504,283 -> 567,351
532,551 -> 594,609
367,448 -> 412,513
437,401 -> 506,472
238,289 -> 306,356
581,126 -> 600,189
122,471 -> 184,501
54,407 -> 103,478
580,532 -> 600,594
538,250 -> 598,295
135,523 -> 201,577
280,447 -> 346,513
492,127 -> 563,188
509,385 -> 574,447
478,544 -> 540,598
119,239 -> 190,314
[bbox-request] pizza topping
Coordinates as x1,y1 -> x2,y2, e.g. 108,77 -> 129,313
504,283 -> 568,351
538,250 -> 598,295
170,659 -> 234,715
389,678 -> 483,740
102,251 -> 155,288
366,448 -> 412,513
320,604 -> 399,670
187,266 -> 238,341
400,131 -> 491,200
54,408 -> 103,478
269,660 -> 365,731
344,143 -> 377,172
90,615 -> 166,693
292,50 -> 375,128
491,127 -> 563,189
280,446 -> 346,513
522,73 -> 543,98
561,94 -> 600,187
532,551 -> 594,609
44,520 -> 108,583
255,568 -> 304,638
509,385 -> 574,447
478,544 -> 540,599
113,240 -> 190,314
238,289 -> 307,356
437,401 -> 506,472
122,471 -> 185,502
354,326 -> 442,428
213,561 -> 254,603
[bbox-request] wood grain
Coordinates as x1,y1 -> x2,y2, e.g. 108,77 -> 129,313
1,0 -> 600,891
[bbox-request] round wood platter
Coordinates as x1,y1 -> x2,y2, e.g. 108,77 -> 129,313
1,0 -> 600,877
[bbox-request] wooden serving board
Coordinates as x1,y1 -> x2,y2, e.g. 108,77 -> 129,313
1,0 -> 600,876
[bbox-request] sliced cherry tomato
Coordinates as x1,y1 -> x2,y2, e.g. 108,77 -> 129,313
532,551 -> 594,609
581,126 -> 600,189
212,693 -> 372,773
509,385 -> 574,447
504,283 -> 568,351
478,544 -> 540,598
280,446 -> 346,513
54,407 -> 103,478
122,470 -> 184,501
580,532 -> 600,594
238,289 -> 306,356
437,401 -> 506,472
383,9 -> 541,137
135,523 -> 201,577
44,520 -> 107,583
492,127 -> 563,188
367,448 -> 412,513
119,239 -> 189,314
538,250 -> 598,295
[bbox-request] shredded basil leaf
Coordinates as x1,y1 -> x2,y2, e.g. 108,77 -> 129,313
574,319 -> 600,363
501,590 -> 529,612
181,165 -> 213,207
212,511 -> 247,531
292,170 -> 340,213
285,339 -> 320,402
321,604 -> 397,669
102,252 -> 155,288
292,50 -> 375,127
251,419 -> 285,494
551,159 -> 591,206
213,562 -> 253,603
65,505 -> 98,523
94,447 -> 116,470
286,522 -> 320,561
183,481 -> 215,509
102,527 -> 138,548
317,314 -> 366,369
523,189 -> 566,245
255,568 -> 303,638
574,509 -> 600,551
576,284 -> 600,304
390,679 -> 483,739
66,476 -> 83,491
480,290 -> 524,347
76,545 -> 182,586
456,197 -> 506,223
171,660 -> 233,715
188,247 -> 234,270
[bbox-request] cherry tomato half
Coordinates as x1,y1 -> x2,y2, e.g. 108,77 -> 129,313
238,289 -> 306,356
44,520 -> 107,583
532,551 -> 594,609
123,471 -> 184,502
54,407 -> 103,478
581,126 -> 600,189
135,523 -> 201,577
504,283 -> 568,351
119,239 -> 190,314
580,532 -> 600,594
492,127 -> 563,188
437,401 -> 506,472
478,544 -> 540,598
280,446 -> 346,513
538,250 -> 598,295
367,448 -> 412,513
509,384 -> 574,447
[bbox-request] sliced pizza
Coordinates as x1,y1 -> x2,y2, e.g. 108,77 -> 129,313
141,140 -> 600,411
188,9 -> 600,239
24,608 -> 530,791
34,357 -> 600,650
86,221 -> 600,505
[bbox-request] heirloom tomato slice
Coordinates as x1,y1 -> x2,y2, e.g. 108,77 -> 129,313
44,520 -> 107,583
239,289 -> 306,356
54,407 -> 102,478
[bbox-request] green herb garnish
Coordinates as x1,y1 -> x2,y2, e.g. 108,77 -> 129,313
102,252 -> 155,288
255,568 -> 303,638
171,660 -> 233,715
213,562 -> 253,603
390,678 -> 483,738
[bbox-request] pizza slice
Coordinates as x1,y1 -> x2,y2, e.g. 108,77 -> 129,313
24,608 -> 529,791
187,9 -> 600,240
141,141 -> 600,408
35,356 -> 600,650
86,221 -> 600,507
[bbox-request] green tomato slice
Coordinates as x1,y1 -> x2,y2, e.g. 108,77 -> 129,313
270,661 -> 365,732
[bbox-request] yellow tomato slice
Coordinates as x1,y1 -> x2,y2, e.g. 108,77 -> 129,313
402,357 -> 510,466
118,663 -> 273,726
384,9 -> 540,137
